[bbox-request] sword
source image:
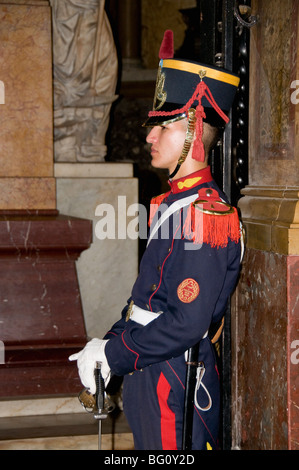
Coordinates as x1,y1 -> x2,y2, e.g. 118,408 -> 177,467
182,343 -> 200,450
94,361 -> 108,450
78,382 -> 115,450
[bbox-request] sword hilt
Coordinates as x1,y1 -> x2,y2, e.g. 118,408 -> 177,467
94,361 -> 108,419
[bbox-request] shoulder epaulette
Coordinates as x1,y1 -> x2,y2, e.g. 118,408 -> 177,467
183,188 -> 241,248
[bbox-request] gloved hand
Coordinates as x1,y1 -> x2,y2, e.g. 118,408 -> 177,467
69,338 -> 110,395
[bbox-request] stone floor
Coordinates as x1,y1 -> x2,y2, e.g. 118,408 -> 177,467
0,433 -> 134,451
0,395 -> 134,450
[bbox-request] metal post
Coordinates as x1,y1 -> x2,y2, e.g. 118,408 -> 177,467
220,0 -> 235,451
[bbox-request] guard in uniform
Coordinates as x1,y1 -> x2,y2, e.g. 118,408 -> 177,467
70,31 -> 242,450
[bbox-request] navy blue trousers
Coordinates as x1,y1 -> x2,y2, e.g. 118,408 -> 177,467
122,339 -> 220,450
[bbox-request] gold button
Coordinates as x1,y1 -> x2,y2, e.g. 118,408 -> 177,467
151,284 -> 157,291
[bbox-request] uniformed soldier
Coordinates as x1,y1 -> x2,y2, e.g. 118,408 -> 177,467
70,31 -> 242,450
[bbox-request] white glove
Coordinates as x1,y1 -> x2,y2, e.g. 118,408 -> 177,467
69,338 -> 110,395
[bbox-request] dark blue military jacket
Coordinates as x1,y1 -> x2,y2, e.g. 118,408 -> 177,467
104,166 -> 241,449
105,166 -> 241,375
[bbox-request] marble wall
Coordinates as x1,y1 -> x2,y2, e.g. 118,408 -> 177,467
0,1 -> 55,209
239,0 -> 299,255
234,0 -> 299,450
231,249 -> 289,449
249,0 -> 299,187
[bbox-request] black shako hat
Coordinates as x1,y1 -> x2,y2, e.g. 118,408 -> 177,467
143,31 -> 240,130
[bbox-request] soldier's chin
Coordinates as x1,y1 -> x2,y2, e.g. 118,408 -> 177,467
150,157 -> 160,169
150,157 -> 169,172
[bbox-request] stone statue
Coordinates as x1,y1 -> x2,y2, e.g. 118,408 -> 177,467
50,0 -> 118,162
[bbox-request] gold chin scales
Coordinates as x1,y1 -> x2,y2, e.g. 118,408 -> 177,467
178,108 -> 196,165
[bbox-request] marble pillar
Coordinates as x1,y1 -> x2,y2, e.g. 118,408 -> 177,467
0,0 -> 55,209
232,0 -> 299,450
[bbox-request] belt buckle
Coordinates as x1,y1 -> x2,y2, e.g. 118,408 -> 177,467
125,300 -> 134,322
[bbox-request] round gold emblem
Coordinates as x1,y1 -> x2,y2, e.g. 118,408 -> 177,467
177,278 -> 200,303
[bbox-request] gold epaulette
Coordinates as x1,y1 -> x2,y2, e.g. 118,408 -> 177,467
183,188 -> 241,248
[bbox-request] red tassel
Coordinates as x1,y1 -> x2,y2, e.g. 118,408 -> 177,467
159,30 -> 174,59
148,192 -> 170,226
183,204 -> 241,248
191,98 -> 206,162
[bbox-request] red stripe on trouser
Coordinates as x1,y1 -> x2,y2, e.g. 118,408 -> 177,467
157,372 -> 177,450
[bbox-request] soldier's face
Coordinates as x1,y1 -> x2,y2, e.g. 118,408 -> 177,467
146,119 -> 188,174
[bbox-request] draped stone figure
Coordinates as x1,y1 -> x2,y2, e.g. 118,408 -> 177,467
50,0 -> 118,162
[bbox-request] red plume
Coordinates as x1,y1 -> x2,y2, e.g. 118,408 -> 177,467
159,30 -> 174,59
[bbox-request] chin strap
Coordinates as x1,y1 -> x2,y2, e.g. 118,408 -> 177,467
169,108 -> 197,179
168,163 -> 181,179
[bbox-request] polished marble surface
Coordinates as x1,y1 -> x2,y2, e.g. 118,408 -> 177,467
0,396 -> 133,450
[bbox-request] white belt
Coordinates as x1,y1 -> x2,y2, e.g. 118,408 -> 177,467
129,304 -> 211,411
129,304 -> 162,326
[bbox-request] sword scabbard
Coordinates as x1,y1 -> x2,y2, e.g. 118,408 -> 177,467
182,343 -> 200,450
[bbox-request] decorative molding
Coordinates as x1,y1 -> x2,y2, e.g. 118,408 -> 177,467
239,185 -> 299,255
